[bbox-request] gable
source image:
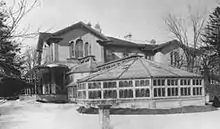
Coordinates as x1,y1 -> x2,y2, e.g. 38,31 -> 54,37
57,28 -> 88,46
37,22 -> 108,52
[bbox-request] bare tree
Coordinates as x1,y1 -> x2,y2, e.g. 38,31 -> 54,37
164,5 -> 206,72
0,0 -> 41,77
22,46 -> 38,75
4,0 -> 40,39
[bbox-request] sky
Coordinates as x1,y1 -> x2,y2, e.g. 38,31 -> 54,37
7,0 -> 218,49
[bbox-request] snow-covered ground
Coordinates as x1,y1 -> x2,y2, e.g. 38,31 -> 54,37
0,100 -> 220,129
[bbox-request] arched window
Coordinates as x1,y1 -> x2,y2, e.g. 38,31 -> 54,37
84,42 -> 89,57
75,39 -> 83,58
89,44 -> 92,55
69,41 -> 74,58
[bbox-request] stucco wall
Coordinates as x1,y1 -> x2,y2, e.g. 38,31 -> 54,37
71,33 -> 104,62
154,52 -> 170,65
41,42 -> 50,64
53,29 -> 104,62
58,46 -> 69,61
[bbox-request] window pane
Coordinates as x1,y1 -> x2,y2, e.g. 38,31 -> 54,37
84,42 -> 89,57
175,88 -> 178,96
154,88 -> 157,97
162,88 -> 165,96
167,80 -> 170,86
145,80 -> 149,86
168,88 -> 171,96
161,80 -> 165,86
188,87 -> 191,95
146,89 -> 150,97
135,80 -> 140,86
75,39 -> 83,58
153,80 -> 157,86
104,90 -> 116,99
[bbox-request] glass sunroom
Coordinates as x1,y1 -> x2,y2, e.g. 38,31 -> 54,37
77,55 -> 205,109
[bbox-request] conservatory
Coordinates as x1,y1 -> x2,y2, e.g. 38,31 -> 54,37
77,55 -> 205,109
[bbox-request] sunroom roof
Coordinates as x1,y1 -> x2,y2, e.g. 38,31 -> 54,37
78,55 -> 202,82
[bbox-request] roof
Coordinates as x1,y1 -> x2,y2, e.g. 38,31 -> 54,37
37,21 -> 108,52
68,62 -> 97,74
97,37 -> 183,53
98,36 -> 158,49
68,56 -> 98,74
66,81 -> 77,87
78,55 -> 202,82
24,63 -> 70,77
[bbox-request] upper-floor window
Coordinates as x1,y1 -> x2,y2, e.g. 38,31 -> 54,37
75,39 -> 83,58
69,39 -> 90,59
84,42 -> 89,57
70,41 -> 75,57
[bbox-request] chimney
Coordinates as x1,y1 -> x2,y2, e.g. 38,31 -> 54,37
94,23 -> 102,33
150,39 -> 156,44
124,33 -> 132,40
87,22 -> 92,27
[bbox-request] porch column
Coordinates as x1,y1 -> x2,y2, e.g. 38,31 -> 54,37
49,68 -> 52,94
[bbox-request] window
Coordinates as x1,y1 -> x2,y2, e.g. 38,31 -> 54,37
88,91 -> 101,99
192,79 -> 202,85
193,87 -> 202,95
167,79 -> 178,86
75,39 -> 83,58
69,41 -> 75,57
154,88 -> 165,97
119,89 -> 133,98
119,80 -> 133,87
84,42 -> 89,56
103,81 -> 116,88
77,91 -> 86,99
104,90 -> 117,99
180,87 -> 191,96
180,79 -> 191,86
88,82 -> 101,89
135,88 -> 150,97
167,87 -> 178,96
153,79 -> 165,86
135,80 -> 149,87
78,83 -> 86,90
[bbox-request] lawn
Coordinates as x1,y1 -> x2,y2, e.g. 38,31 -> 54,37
0,100 -> 220,129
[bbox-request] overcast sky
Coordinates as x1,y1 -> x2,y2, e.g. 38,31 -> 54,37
7,0 -> 218,48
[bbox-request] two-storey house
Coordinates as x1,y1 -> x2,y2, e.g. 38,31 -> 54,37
23,21 -> 201,102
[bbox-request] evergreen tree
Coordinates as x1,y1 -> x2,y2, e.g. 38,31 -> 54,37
202,6 -> 220,76
0,1 -> 23,77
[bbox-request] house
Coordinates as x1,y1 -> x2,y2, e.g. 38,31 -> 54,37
23,21 -> 202,103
